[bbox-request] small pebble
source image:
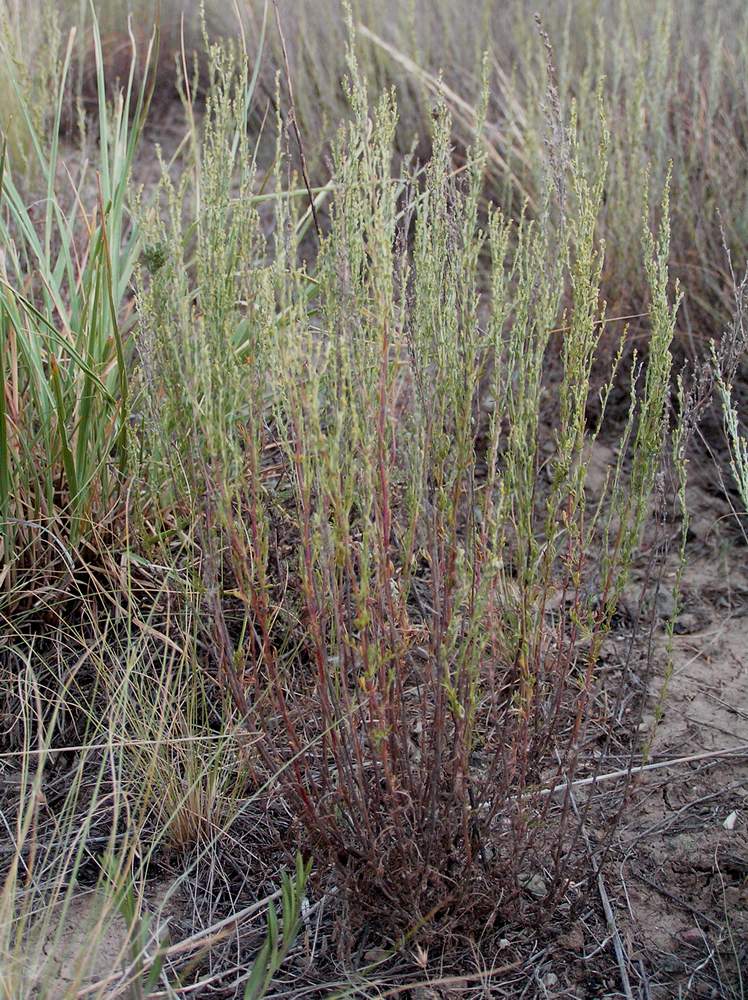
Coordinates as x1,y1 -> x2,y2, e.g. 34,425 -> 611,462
521,873 -> 547,898
723,810 -> 738,831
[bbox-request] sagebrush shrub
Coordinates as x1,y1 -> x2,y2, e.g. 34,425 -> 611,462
132,42 -> 683,931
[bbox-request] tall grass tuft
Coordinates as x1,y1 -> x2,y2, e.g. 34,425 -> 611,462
0,12 -> 156,604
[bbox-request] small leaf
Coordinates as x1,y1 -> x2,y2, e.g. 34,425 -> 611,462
244,941 -> 271,1000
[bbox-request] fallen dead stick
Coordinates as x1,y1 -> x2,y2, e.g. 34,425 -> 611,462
564,766 -> 635,1000
542,743 -> 748,798
0,731 -> 252,761
357,23 -> 535,208
76,889 -> 285,998
79,883 -> 339,999
375,962 -> 523,997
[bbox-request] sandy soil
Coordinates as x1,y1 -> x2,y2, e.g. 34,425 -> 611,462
612,479 -> 748,999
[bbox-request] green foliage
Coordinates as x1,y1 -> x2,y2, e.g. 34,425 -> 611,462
718,377 -> 748,512
133,31 -> 267,498
0,9 -> 156,585
244,854 -> 311,1000
713,267 -> 748,515
211,54 -> 681,923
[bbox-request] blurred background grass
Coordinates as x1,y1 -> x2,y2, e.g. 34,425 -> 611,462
4,0 -> 744,340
